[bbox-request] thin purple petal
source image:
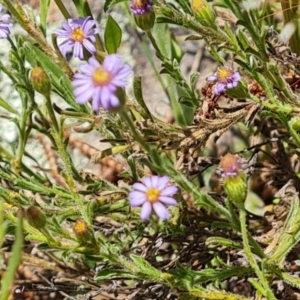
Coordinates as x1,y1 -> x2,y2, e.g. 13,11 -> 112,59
150,176 -> 159,188
160,186 -> 178,196
132,182 -> 147,192
158,196 -> 177,206
207,75 -> 217,82
142,176 -> 152,188
140,202 -> 152,221
153,202 -> 169,220
215,83 -> 226,95
157,176 -> 170,190
129,191 -> 147,206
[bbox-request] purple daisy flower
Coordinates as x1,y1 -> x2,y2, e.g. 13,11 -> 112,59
54,17 -> 100,59
206,66 -> 241,95
0,5 -> 13,39
130,0 -> 153,15
129,176 -> 178,221
71,55 -> 132,111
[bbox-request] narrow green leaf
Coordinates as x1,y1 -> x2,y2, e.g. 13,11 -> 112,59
248,278 -> 267,297
0,97 -> 19,115
40,0 -> 50,35
176,0 -> 192,14
0,212 -> 23,300
22,40 -> 66,81
0,200 -> 7,248
21,40 -> 85,111
170,34 -> 184,63
130,254 -> 162,281
104,15 -> 122,54
95,269 -> 138,280
104,0 -> 127,12
133,76 -> 153,121
71,0 -> 84,16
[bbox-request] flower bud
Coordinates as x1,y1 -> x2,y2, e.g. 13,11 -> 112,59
73,220 -> 94,244
191,0 -> 216,27
130,0 -> 155,31
289,116 -> 300,132
26,206 -> 46,229
30,67 -> 51,96
219,154 -> 247,206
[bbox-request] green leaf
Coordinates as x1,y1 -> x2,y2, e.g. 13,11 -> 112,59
104,0 -> 127,12
190,73 -> 199,90
0,97 -> 19,115
153,23 -> 171,59
176,0 -> 192,14
248,278 -> 267,297
133,76 -> 153,121
170,34 -> 184,63
130,254 -> 162,281
234,58 -> 253,72
94,269 -> 138,280
104,15 -> 122,54
21,40 -> 85,111
236,28 -> 250,50
22,40 -> 66,81
0,200 -> 7,248
40,0 -> 50,35
0,212 -> 23,300
71,0 -> 84,16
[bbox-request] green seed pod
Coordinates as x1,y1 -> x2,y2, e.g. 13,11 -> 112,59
26,206 -> 46,229
134,10 -> 155,31
289,116 -> 300,132
223,174 -> 247,206
30,67 -> 51,96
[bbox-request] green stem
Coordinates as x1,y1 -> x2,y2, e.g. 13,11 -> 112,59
146,30 -> 164,60
51,34 -> 74,79
225,199 -> 265,258
40,227 -> 61,246
45,94 -> 59,132
51,130 -> 89,223
146,30 -> 197,106
53,0 -> 71,19
0,211 -> 23,300
240,208 -> 276,300
119,108 -> 150,152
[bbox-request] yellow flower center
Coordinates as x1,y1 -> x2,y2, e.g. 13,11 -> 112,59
92,67 -> 112,86
146,188 -> 160,202
217,67 -> 234,83
72,28 -> 85,43
73,220 -> 88,235
191,0 -> 207,11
